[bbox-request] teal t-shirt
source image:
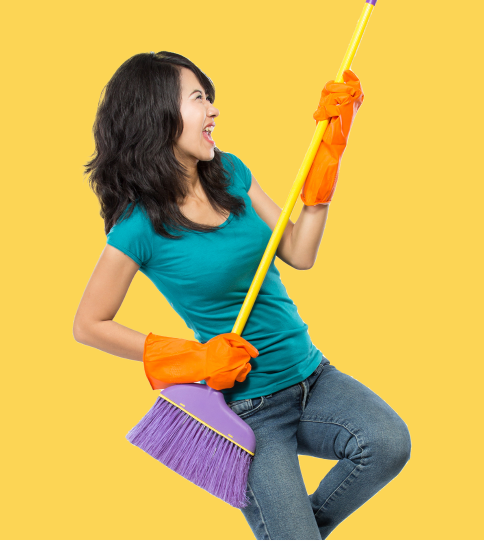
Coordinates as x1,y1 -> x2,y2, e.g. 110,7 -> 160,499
105,151 -> 324,403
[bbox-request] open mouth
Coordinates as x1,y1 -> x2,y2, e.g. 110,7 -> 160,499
202,129 -> 215,144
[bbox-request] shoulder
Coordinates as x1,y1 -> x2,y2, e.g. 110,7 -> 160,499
106,202 -> 154,267
109,203 -> 152,234
220,151 -> 247,171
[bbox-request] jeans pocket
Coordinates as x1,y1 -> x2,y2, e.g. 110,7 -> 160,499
227,395 -> 269,419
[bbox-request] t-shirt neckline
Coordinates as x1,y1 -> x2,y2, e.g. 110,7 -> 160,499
215,212 -> 233,230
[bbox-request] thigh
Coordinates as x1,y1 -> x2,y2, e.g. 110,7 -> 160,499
228,392 -> 322,540
297,364 -> 411,465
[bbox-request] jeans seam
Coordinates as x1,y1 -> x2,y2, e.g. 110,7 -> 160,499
316,463 -> 364,516
239,396 -> 266,419
299,420 -> 363,449
247,480 -> 272,540
304,361 -> 329,405
300,420 -> 365,517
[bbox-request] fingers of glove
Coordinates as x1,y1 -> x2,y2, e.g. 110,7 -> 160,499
325,70 -> 362,93
204,378 -> 225,391
343,69 -> 364,94
205,361 -> 252,387
324,81 -> 357,97
340,70 -> 365,108
211,333 -> 259,358
318,93 -> 362,146
314,90 -> 363,121
204,334 -> 253,388
205,374 -> 234,391
313,101 -> 342,122
205,340 -> 254,375
313,70 -> 364,122
205,361 -> 252,390
327,70 -> 363,97
229,334 -> 260,358
235,361 -> 252,382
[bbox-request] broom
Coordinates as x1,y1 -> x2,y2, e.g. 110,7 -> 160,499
126,0 -> 378,509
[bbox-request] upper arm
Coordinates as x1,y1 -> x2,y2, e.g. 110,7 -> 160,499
73,244 -> 140,340
247,174 -> 303,270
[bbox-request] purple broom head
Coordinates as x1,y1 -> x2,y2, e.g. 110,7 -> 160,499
126,383 -> 256,509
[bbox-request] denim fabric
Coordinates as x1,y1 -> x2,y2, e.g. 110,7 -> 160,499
227,358 -> 411,540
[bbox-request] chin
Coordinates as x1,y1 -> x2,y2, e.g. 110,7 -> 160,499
199,150 -> 216,161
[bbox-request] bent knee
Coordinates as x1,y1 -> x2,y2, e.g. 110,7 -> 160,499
368,416 -> 411,476
391,419 -> 411,468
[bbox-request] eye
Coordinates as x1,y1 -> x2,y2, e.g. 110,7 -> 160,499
197,93 -> 213,104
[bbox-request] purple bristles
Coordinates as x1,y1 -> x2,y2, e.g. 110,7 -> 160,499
126,397 -> 252,509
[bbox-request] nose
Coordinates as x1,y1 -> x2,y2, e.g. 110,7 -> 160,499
207,102 -> 220,118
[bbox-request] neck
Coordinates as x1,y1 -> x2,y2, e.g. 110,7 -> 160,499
174,148 -> 203,198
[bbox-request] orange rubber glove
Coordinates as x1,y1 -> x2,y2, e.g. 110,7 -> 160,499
142,332 -> 259,391
301,69 -> 365,206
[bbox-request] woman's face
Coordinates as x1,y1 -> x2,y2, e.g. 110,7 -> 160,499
174,67 -> 220,167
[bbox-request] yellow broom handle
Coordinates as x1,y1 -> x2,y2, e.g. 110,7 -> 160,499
232,0 -> 378,336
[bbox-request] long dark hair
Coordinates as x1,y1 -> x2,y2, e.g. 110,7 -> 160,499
84,51 -> 246,239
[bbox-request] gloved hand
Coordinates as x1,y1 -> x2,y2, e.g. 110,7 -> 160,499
142,332 -> 259,391
301,69 -> 365,206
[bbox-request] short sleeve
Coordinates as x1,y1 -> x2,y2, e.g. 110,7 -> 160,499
222,152 -> 253,192
106,204 -> 153,268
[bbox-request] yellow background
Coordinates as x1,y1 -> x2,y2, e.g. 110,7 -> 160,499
2,0 -> 483,539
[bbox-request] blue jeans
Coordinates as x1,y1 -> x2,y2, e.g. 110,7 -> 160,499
227,358 -> 411,540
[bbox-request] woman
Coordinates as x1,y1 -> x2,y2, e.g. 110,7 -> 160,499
74,51 -> 411,540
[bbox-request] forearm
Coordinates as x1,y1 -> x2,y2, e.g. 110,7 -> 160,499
290,203 -> 330,269
73,319 -> 147,362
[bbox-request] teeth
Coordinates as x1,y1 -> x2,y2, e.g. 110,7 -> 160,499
203,126 -> 214,133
